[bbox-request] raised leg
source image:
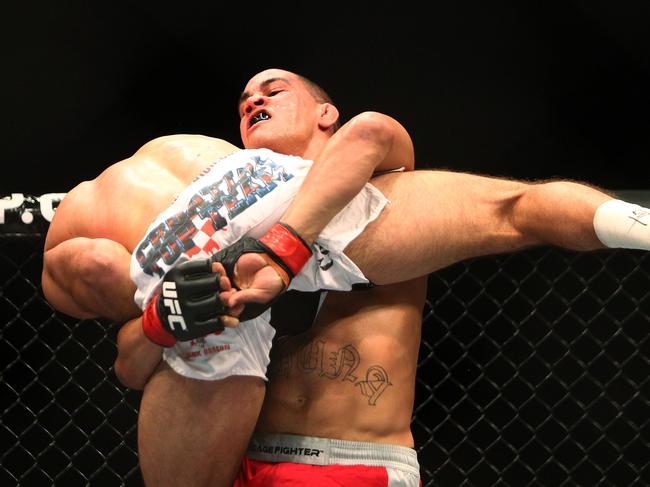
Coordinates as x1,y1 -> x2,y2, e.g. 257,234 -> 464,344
346,170 -> 610,284
138,363 -> 265,487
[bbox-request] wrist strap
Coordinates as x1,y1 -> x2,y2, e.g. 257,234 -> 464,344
259,223 -> 312,277
142,295 -> 177,348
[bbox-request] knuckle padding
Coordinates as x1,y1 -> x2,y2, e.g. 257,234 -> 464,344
160,257 -> 227,340
175,258 -> 211,275
182,274 -> 220,298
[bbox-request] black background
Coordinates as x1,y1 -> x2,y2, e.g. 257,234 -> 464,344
2,1 -> 649,195
2,3 -> 650,485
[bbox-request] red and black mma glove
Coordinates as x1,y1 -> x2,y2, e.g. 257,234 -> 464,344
142,259 -> 227,347
211,222 -> 312,321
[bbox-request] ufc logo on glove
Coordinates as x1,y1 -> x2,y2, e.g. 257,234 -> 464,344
142,259 -> 228,347
161,281 -> 187,331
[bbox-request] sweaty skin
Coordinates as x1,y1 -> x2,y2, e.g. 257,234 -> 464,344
43,136 -> 261,487
43,122 -> 422,486
42,135 -> 240,322
42,68 -> 619,486
257,279 -> 427,447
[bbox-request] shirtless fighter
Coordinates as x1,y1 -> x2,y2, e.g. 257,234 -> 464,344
42,69 -> 650,486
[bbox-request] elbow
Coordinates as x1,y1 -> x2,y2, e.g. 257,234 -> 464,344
114,354 -> 151,390
346,112 -> 395,148
113,343 -> 155,391
115,322 -> 158,390
346,112 -> 415,171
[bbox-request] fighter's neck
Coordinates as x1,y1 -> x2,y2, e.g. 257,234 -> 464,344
290,134 -> 331,162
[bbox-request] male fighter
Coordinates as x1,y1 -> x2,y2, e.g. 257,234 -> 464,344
43,69 -> 650,486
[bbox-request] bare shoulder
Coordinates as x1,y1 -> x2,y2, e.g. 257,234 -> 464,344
134,134 -> 240,157
43,180 -> 98,250
129,134 -> 241,179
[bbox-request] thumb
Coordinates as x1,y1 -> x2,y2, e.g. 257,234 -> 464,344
228,288 -> 276,308
233,253 -> 269,288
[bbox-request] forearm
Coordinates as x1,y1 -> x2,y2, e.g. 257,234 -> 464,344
42,237 -> 140,322
281,112 -> 414,243
114,318 -> 163,390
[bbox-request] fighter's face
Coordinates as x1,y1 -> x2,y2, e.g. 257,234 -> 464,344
238,69 -> 323,154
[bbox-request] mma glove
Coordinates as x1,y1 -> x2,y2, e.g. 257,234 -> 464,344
142,259 -> 227,347
211,222 -> 312,320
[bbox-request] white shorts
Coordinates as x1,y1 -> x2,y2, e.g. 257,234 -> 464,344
130,149 -> 389,381
162,310 -> 276,381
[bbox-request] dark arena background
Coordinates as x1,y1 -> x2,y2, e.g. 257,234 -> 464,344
2,2 -> 649,486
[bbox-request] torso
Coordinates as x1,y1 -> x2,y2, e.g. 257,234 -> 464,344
44,135 -> 239,252
47,133 -> 426,446
257,277 -> 427,447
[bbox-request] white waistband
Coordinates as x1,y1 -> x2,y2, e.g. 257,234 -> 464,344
247,433 -> 420,475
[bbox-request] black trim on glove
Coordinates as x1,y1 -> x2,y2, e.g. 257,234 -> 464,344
157,258 -> 227,341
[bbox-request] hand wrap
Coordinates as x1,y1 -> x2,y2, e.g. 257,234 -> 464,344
142,259 -> 227,347
211,222 -> 312,320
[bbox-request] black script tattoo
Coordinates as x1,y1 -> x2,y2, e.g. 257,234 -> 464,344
269,338 -> 392,405
297,339 -> 325,373
356,365 -> 392,406
269,353 -> 292,379
321,344 -> 359,383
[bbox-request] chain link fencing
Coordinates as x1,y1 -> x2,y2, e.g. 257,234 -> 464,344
1,194 -> 649,486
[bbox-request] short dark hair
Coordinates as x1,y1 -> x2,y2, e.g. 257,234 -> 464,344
296,74 -> 341,132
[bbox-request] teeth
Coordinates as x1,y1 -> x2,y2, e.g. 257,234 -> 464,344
251,112 -> 270,126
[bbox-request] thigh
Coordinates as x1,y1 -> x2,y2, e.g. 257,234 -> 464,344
138,362 -> 265,487
345,170 -> 530,285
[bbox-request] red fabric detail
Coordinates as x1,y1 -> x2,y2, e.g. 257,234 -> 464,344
259,223 -> 311,276
141,294 -> 176,347
234,457 -> 389,486
185,246 -> 201,258
185,216 -> 223,258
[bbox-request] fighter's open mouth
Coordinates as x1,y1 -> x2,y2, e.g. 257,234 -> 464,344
250,111 -> 270,127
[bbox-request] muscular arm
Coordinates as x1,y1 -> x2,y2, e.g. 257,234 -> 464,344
229,171 -> 623,311
225,111 -> 414,307
281,111 -> 414,243
114,317 -> 163,390
42,236 -> 140,322
113,263 -> 238,390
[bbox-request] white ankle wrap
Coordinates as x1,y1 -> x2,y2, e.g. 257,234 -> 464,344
593,199 -> 650,250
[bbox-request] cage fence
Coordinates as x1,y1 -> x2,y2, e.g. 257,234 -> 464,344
1,194 -> 649,486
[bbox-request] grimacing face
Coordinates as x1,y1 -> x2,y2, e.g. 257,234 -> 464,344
238,69 -> 324,154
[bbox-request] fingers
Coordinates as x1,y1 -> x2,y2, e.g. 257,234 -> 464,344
212,262 -> 231,290
219,315 -> 240,328
199,259 -> 279,328
203,261 -> 241,325
227,288 -> 276,308
228,301 -> 245,318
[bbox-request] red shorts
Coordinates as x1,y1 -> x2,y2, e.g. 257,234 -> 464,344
234,433 -> 421,487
